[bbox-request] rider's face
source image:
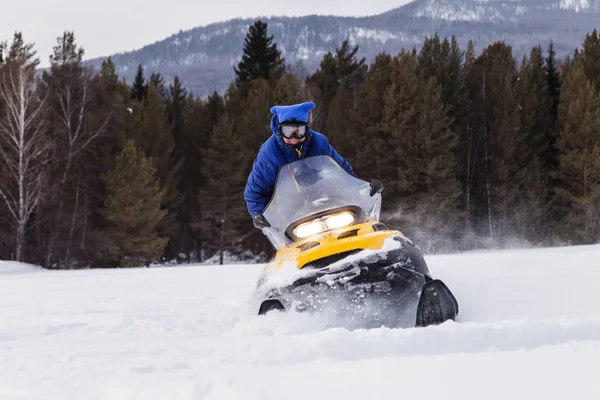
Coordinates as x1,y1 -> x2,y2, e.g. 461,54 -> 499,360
282,135 -> 306,146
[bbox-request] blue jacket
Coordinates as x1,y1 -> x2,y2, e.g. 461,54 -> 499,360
244,117 -> 354,217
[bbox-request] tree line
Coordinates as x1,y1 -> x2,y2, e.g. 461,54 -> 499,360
1,22 -> 600,268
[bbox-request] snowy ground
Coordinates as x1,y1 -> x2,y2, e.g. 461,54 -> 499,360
2,245 -> 600,400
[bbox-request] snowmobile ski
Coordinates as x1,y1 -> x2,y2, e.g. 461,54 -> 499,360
258,299 -> 285,315
415,279 -> 459,327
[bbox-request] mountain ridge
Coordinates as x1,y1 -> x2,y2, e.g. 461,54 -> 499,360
86,0 -> 600,96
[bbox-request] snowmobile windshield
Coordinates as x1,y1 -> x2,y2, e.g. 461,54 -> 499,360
262,155 -> 381,249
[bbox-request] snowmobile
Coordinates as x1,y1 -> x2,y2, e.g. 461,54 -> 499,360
252,155 -> 458,328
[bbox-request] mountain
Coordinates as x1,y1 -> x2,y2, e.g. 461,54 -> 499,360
86,0 -> 600,97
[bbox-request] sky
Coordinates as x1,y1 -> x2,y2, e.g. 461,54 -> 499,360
1,0 -> 412,67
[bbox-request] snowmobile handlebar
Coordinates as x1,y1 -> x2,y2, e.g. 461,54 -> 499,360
369,179 -> 383,196
253,213 -> 270,229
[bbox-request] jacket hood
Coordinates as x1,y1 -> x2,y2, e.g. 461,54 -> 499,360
270,114 -> 313,149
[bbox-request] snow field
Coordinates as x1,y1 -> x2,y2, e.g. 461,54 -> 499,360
1,245 -> 600,399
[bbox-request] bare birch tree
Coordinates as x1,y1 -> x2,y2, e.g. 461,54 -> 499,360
0,59 -> 49,261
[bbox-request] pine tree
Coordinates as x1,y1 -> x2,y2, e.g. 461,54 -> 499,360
131,63 -> 147,101
514,46 -> 552,241
129,83 -> 174,177
325,81 -> 353,156
177,95 -> 214,261
100,57 -> 119,95
517,46 -> 552,158
199,116 -> 250,263
159,76 -> 188,259
149,72 -> 168,102
554,62 -> 600,243
98,56 -> 129,154
544,41 -> 562,172
352,53 -> 394,179
307,40 -> 367,131
488,75 -> 528,242
99,140 -> 167,267
189,91 -> 225,260
50,31 -> 83,65
38,31 -> 111,267
91,58 -> 132,265
234,20 -> 285,86
7,32 -> 37,64
417,34 -> 443,81
204,90 -> 225,135
232,78 -> 274,255
167,76 -> 187,144
380,51 -> 462,251
545,41 -> 561,127
459,40 -> 479,243
100,57 -> 117,81
0,32 -> 39,124
485,44 -> 521,242
580,29 -> 600,91
418,35 -> 465,119
463,42 -> 534,245
273,73 -> 302,105
237,78 -> 273,154
417,36 -> 469,239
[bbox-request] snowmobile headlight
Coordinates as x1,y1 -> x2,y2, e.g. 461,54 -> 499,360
293,212 -> 356,238
324,212 -> 355,229
293,220 -> 324,238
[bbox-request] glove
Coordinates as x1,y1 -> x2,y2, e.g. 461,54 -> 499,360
253,213 -> 270,229
369,179 -> 383,196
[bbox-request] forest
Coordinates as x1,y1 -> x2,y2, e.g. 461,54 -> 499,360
1,22 -> 600,268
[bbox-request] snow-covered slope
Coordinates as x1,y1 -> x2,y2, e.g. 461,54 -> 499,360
2,245 -> 600,399
410,0 -> 600,21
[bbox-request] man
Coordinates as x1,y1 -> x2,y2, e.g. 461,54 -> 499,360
244,101 -> 354,226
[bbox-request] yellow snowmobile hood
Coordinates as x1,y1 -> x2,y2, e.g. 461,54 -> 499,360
267,222 -> 402,270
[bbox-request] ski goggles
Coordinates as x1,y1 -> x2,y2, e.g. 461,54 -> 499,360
279,124 -> 308,139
